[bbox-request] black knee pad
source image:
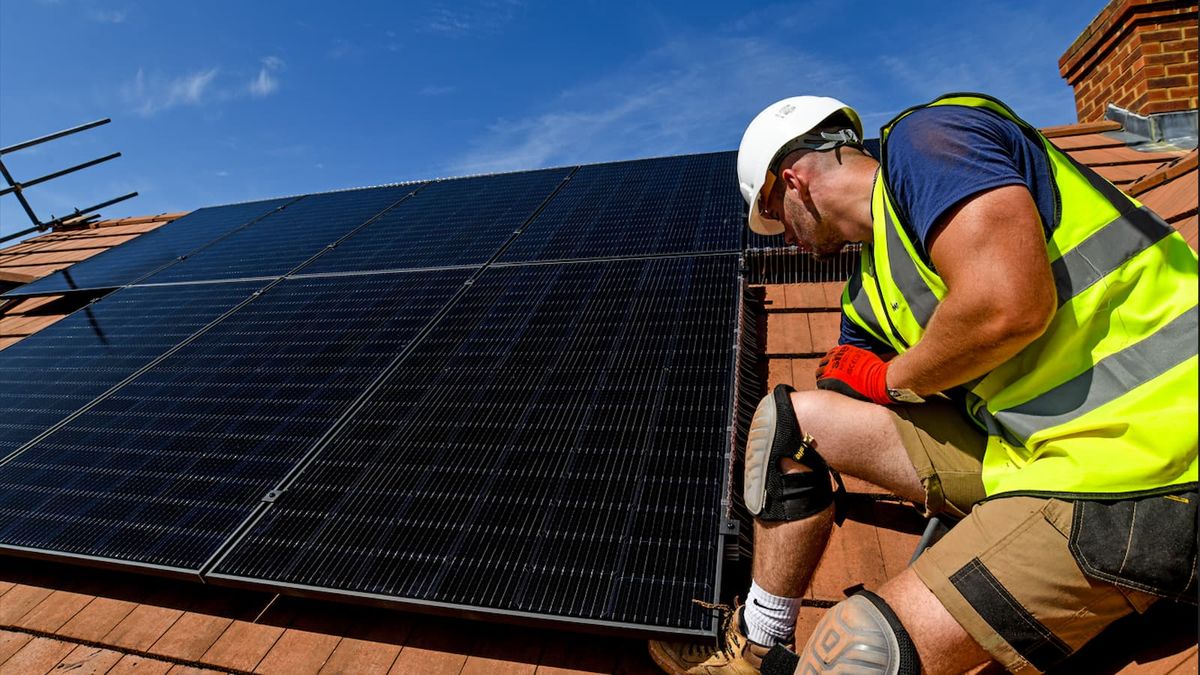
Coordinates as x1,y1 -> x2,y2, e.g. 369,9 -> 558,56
744,384 -> 844,521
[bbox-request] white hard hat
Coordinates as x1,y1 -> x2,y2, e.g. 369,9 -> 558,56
738,96 -> 863,236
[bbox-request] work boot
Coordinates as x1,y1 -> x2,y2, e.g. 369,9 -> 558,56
647,603 -> 777,674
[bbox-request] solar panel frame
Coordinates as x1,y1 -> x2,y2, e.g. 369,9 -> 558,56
1,197 -> 297,298
207,255 -> 745,638
497,152 -> 743,263
136,184 -> 425,286
0,270 -> 472,575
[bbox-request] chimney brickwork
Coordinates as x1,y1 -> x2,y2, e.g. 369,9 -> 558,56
1059,0 -> 1198,122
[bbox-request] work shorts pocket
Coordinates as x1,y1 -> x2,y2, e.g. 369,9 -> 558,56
1068,489 -> 1198,604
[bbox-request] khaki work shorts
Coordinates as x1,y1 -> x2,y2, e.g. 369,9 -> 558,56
889,400 -> 1159,674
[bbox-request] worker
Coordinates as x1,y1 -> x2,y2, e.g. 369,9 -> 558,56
649,93 -> 1198,674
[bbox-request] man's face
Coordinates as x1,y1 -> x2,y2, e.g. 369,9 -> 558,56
762,168 -> 845,255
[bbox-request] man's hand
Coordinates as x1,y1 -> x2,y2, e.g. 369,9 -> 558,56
815,345 -> 892,405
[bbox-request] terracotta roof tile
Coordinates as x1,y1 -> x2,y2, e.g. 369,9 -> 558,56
107,653 -> 174,675
103,604 -> 185,652
11,589 -> 94,634
58,597 -> 141,644
0,583 -> 55,624
1047,131 -> 1127,150
254,628 -> 341,675
54,643 -> 125,675
0,635 -> 75,673
318,637 -> 401,675
387,622 -> 471,675
199,620 -> 285,672
148,612 -> 234,663
1135,158 -> 1199,226
0,630 -> 35,665
1040,120 -> 1123,137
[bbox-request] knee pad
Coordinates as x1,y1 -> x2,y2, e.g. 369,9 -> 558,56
759,591 -> 920,675
744,384 -> 844,521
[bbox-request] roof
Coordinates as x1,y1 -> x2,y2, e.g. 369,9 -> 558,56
0,120 -> 1196,673
0,213 -> 182,349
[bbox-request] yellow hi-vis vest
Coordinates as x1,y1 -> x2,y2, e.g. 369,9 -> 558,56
841,93 -> 1198,498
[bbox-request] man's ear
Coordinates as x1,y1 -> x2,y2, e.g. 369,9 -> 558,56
778,165 -> 804,194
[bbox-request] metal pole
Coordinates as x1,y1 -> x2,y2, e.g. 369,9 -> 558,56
41,191 -> 138,229
0,156 -> 42,229
0,152 -> 122,197
0,118 -> 111,155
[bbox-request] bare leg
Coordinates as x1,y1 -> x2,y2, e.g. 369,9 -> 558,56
751,390 -> 926,598
877,569 -> 991,675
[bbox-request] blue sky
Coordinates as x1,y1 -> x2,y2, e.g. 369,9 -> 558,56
0,0 -> 1104,240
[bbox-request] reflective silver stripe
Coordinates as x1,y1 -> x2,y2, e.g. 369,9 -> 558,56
883,206 -> 939,328
846,270 -> 886,342
995,308 -> 1198,441
1052,207 -> 1173,307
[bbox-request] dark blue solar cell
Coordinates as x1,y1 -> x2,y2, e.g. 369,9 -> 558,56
2,198 -> 294,298
499,152 -> 743,262
0,270 -> 469,571
139,184 -> 422,285
212,255 -> 740,634
0,282 -> 262,460
303,168 -> 572,276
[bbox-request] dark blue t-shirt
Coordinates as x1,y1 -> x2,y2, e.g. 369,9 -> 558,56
839,105 -> 1057,352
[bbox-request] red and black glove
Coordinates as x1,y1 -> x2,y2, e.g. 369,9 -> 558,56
815,344 -> 892,404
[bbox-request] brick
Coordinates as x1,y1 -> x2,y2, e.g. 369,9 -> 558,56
254,629 -> 340,675
148,612 -> 233,662
53,644 -> 124,675
58,597 -> 139,643
0,636 -> 74,674
103,604 -> 184,652
318,638 -> 400,675
1141,27 -> 1184,43
0,585 -> 54,624
12,590 -> 92,633
107,654 -> 174,675
0,630 -> 34,665
1162,38 -> 1194,54
200,620 -> 283,673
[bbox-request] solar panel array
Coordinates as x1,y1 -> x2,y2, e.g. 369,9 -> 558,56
0,151 -> 754,636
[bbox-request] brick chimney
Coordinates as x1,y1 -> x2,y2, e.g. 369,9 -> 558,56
1059,0 -> 1198,123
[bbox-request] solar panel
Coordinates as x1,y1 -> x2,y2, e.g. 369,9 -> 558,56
137,184 -> 422,285
0,282 -> 262,460
210,255 -> 741,635
498,152 -> 743,263
2,198 -> 295,298
0,270 -> 469,572
301,168 -> 572,276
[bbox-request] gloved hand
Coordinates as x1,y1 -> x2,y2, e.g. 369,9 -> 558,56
815,344 -> 893,405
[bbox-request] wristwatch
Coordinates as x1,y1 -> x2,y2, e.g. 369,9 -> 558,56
887,387 -> 925,404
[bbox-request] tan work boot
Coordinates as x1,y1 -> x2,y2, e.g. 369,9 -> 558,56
647,603 -> 776,674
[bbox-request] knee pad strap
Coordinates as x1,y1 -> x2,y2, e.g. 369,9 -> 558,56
745,384 -> 844,522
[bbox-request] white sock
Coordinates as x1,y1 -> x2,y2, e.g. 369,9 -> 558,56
743,581 -> 802,646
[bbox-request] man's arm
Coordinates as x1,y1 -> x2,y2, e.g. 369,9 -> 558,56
884,184 -> 1057,397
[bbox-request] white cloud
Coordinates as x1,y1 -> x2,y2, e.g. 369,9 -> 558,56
419,85 -> 456,96
422,0 -> 525,36
124,67 -> 219,116
248,56 -> 284,97
447,36 -> 858,174
87,8 -> 127,23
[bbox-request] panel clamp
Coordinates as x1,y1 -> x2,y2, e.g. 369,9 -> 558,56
261,488 -> 286,503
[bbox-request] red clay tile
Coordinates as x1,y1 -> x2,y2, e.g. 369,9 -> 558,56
149,612 -> 233,662
0,636 -> 74,674
199,620 -> 283,673
793,605 -> 827,650
1173,215 -> 1197,250
791,358 -> 820,391
103,605 -> 185,652
767,359 -> 796,390
53,644 -> 124,675
1139,168 -> 1198,222
613,647 -> 661,675
12,590 -> 93,633
318,637 -> 400,675
819,282 -> 844,308
0,585 -> 54,624
165,666 -> 227,675
765,313 -> 813,355
535,633 -> 620,674
807,313 -> 840,352
761,284 -> 788,308
106,654 -> 174,675
388,623 -> 471,675
0,630 -> 34,666
785,284 -> 827,310
0,582 -> 15,596
254,628 -> 340,675
461,625 -> 540,675
808,515 -> 888,600
58,597 -> 140,643
1050,132 -> 1125,151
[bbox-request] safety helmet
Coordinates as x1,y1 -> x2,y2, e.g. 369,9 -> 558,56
738,96 -> 863,236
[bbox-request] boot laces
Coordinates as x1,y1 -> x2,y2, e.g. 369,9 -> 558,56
692,598 -> 741,661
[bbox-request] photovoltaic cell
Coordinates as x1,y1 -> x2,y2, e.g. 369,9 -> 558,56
0,282 -> 261,459
302,168 -> 572,276
0,270 -> 468,571
138,184 -> 422,285
212,255 -> 740,634
498,152 -> 742,263
2,198 -> 294,298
